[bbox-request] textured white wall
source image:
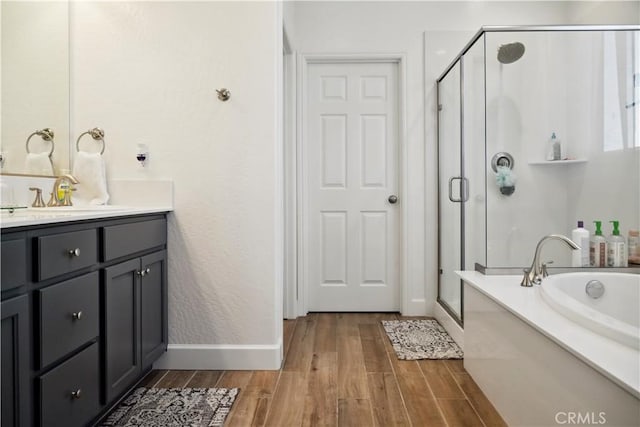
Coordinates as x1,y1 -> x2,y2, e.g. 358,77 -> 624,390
287,1 -> 578,314
71,2 -> 282,354
567,0 -> 640,24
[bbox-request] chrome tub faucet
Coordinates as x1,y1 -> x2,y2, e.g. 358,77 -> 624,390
521,234 -> 580,287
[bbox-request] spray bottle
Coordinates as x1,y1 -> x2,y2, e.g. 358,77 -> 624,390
607,220 -> 628,267
590,221 -> 607,267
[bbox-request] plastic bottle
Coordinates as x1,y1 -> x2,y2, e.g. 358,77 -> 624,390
571,221 -> 590,267
628,230 -> 640,265
590,221 -> 607,267
547,132 -> 562,161
607,220 -> 628,267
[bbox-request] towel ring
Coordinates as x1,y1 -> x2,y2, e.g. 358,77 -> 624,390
25,128 -> 55,157
76,128 -> 105,154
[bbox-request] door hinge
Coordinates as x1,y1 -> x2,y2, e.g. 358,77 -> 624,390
439,269 -> 443,274
438,104 -> 443,111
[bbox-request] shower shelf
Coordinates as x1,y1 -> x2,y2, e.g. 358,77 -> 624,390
528,159 -> 588,165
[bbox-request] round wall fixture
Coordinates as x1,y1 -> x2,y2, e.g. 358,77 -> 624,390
491,152 -> 515,173
216,88 -> 231,101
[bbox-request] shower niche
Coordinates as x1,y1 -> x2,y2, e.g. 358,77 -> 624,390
436,26 -> 640,325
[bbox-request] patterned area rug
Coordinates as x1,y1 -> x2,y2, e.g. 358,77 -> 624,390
100,387 -> 239,427
382,319 -> 463,360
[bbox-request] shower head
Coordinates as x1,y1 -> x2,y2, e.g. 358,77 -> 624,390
497,42 -> 525,64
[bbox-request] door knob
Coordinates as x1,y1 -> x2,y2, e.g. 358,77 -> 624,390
388,195 -> 398,204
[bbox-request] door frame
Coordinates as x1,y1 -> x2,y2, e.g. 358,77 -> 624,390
288,52 -> 408,317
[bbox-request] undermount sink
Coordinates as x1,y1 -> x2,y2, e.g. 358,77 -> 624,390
27,205 -> 129,212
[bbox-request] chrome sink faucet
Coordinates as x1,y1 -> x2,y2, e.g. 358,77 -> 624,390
521,234 -> 580,287
48,174 -> 79,207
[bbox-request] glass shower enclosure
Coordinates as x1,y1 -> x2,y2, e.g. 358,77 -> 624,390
437,26 -> 640,325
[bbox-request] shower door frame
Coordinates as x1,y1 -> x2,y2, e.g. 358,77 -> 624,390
436,57 -> 468,327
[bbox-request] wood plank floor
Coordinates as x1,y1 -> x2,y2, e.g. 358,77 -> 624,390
141,313 -> 506,426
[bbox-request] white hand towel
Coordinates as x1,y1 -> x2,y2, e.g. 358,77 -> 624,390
24,152 -> 54,175
72,151 -> 109,205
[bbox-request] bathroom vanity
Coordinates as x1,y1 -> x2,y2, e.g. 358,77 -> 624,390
1,209 -> 169,427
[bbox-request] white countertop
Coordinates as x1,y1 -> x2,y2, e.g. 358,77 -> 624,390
0,206 -> 173,228
457,270 -> 640,399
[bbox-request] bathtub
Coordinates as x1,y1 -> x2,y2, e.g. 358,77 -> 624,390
540,272 -> 639,350
455,270 -> 639,426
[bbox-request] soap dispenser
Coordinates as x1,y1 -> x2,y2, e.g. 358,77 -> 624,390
607,220 -> 627,267
546,132 -> 562,161
590,221 -> 607,267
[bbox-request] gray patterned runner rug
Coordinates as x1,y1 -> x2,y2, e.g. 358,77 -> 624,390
382,319 -> 463,360
100,387 -> 239,427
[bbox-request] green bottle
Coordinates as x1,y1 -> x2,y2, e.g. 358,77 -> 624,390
590,221 -> 607,267
607,220 -> 628,267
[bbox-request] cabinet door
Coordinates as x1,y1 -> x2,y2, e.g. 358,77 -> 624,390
140,251 -> 167,369
103,258 -> 141,403
1,295 -> 31,427
1,236 -> 26,293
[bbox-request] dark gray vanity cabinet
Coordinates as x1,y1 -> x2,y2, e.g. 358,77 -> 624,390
103,250 -> 167,403
1,213 -> 168,427
103,258 -> 142,403
140,251 -> 168,369
1,295 -> 31,427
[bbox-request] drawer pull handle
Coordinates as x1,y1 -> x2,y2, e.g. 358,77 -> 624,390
72,311 -> 83,321
140,270 -> 146,277
68,248 -> 81,257
145,267 -> 151,274
71,389 -> 82,399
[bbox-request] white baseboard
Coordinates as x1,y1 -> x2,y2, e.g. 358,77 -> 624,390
434,302 -> 464,350
153,341 -> 283,371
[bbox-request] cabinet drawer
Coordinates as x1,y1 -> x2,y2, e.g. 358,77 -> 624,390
39,342 -> 99,427
1,238 -> 26,292
38,229 -> 97,281
102,218 -> 166,261
38,272 -> 99,368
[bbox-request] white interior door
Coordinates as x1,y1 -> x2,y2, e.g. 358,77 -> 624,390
305,61 -> 400,312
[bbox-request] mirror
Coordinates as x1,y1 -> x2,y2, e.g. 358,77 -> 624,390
1,0 -> 70,176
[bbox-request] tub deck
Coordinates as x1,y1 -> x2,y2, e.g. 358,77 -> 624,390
456,271 -> 639,398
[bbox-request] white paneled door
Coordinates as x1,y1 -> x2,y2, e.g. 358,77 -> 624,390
305,61 -> 400,312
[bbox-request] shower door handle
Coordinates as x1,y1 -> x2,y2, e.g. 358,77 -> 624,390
448,177 -> 469,203
461,177 -> 469,202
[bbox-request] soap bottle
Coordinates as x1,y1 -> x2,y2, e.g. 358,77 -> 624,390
628,230 -> 640,265
547,132 -> 562,161
590,221 -> 607,267
57,181 -> 69,202
571,221 -> 590,267
607,220 -> 627,267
